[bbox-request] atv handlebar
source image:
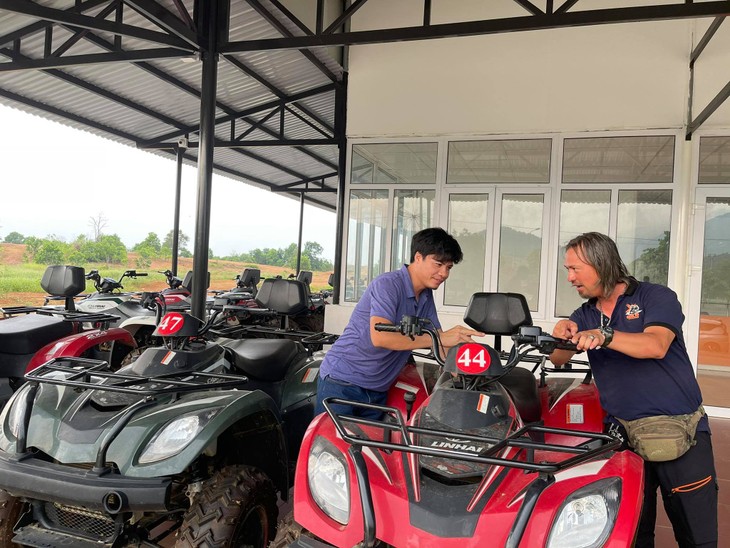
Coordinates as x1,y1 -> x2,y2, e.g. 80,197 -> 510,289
376,316 -> 580,372
512,326 -> 578,354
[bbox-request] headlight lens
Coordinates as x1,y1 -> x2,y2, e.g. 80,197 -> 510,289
139,409 -> 220,464
308,437 -> 349,524
547,477 -> 621,548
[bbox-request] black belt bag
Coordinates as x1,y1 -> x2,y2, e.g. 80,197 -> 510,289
617,406 -> 705,462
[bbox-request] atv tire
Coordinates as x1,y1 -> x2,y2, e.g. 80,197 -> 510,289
176,465 -> 278,548
270,510 -> 303,548
0,490 -> 24,545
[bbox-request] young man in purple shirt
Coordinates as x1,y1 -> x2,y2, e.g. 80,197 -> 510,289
316,227 -> 483,419
551,232 -> 717,548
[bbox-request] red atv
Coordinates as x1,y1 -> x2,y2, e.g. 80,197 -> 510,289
286,292 -> 644,547
0,265 -> 137,409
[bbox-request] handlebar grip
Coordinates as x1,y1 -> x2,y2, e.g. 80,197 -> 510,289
374,323 -> 401,332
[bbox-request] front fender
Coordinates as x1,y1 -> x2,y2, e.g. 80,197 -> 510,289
114,389 -> 285,479
26,328 -> 136,373
119,315 -> 157,336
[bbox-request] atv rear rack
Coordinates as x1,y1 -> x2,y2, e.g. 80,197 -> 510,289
1,306 -> 120,326
323,398 -> 620,474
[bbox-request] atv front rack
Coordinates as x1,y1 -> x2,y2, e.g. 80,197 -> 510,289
17,357 -> 249,471
25,356 -> 249,396
323,398 -> 622,548
323,398 -> 620,474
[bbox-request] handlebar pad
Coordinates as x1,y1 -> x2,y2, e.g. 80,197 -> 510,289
374,323 -> 401,332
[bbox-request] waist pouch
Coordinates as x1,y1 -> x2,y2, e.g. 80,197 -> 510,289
616,406 -> 704,462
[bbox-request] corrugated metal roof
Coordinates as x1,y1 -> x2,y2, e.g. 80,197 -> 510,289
0,0 -> 343,211
2,0 -> 727,216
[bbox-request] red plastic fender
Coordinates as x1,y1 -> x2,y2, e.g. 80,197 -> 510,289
25,327 -> 137,373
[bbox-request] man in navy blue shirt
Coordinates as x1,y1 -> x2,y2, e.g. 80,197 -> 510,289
551,232 -> 717,548
316,227 -> 483,419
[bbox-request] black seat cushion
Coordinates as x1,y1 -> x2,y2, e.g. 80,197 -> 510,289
0,314 -> 73,355
226,338 -> 305,382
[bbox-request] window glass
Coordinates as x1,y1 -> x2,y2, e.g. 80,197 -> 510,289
498,194 -> 543,310
391,190 -> 435,271
351,143 -> 438,184
555,190 -> 611,317
563,136 -> 674,183
698,198 -> 730,370
701,198 -> 730,315
698,137 -> 730,184
445,194 -> 488,306
345,189 -> 388,302
617,190 -> 672,286
447,139 -> 551,184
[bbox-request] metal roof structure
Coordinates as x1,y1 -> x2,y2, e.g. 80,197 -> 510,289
2,0 -> 729,315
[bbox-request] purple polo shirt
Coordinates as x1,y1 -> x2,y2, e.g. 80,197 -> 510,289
320,265 -> 441,392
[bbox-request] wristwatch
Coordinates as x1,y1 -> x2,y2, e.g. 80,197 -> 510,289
599,326 -> 614,347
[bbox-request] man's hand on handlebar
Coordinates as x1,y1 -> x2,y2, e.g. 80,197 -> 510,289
439,325 -> 485,349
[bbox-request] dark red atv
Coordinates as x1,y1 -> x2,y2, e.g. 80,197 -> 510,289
284,292 -> 644,548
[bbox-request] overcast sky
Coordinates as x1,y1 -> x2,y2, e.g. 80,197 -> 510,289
0,104 -> 337,260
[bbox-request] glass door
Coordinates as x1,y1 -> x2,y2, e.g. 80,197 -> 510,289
687,189 -> 730,413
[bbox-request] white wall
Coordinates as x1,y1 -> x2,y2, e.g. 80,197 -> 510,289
345,3 -> 730,136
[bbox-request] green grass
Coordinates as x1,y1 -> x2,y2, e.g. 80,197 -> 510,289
0,252 -> 331,307
0,263 -> 49,293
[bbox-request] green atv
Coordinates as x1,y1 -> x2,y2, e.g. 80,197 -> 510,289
0,277 -> 335,547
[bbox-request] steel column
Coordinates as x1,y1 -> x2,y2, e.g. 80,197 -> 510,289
191,0 -> 223,319
332,74 -> 348,305
296,191 -> 305,274
172,144 -> 185,275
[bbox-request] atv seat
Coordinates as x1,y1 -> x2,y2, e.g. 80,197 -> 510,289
464,292 -> 542,424
255,278 -> 309,330
225,338 -> 307,382
181,270 -> 211,292
0,314 -> 73,377
41,265 -> 86,311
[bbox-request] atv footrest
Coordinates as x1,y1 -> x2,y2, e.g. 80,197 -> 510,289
14,523 -> 112,548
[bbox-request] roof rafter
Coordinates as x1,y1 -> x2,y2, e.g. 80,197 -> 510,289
1,0 -> 196,50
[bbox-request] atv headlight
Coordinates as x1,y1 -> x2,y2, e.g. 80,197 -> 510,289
547,477 -> 621,548
139,409 -> 220,464
308,436 -> 349,524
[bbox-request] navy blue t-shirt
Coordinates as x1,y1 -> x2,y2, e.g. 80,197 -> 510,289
570,278 -> 708,432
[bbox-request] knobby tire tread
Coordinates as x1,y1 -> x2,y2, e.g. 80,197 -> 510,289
176,465 -> 277,548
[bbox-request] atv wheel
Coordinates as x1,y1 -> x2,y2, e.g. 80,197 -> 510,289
270,510 -> 304,548
0,490 -> 25,545
176,465 -> 277,548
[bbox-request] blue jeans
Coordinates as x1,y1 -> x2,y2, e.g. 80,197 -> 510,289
315,375 -> 387,420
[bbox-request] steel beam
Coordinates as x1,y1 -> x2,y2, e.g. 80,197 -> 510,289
0,48 -> 191,72
223,2 -> 730,52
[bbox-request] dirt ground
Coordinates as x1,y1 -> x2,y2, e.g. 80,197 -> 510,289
0,243 -> 332,308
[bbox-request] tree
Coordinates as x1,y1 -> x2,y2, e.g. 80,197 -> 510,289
35,240 -> 66,265
162,230 -> 191,257
3,231 -> 25,244
89,212 -> 108,241
133,232 -> 162,253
